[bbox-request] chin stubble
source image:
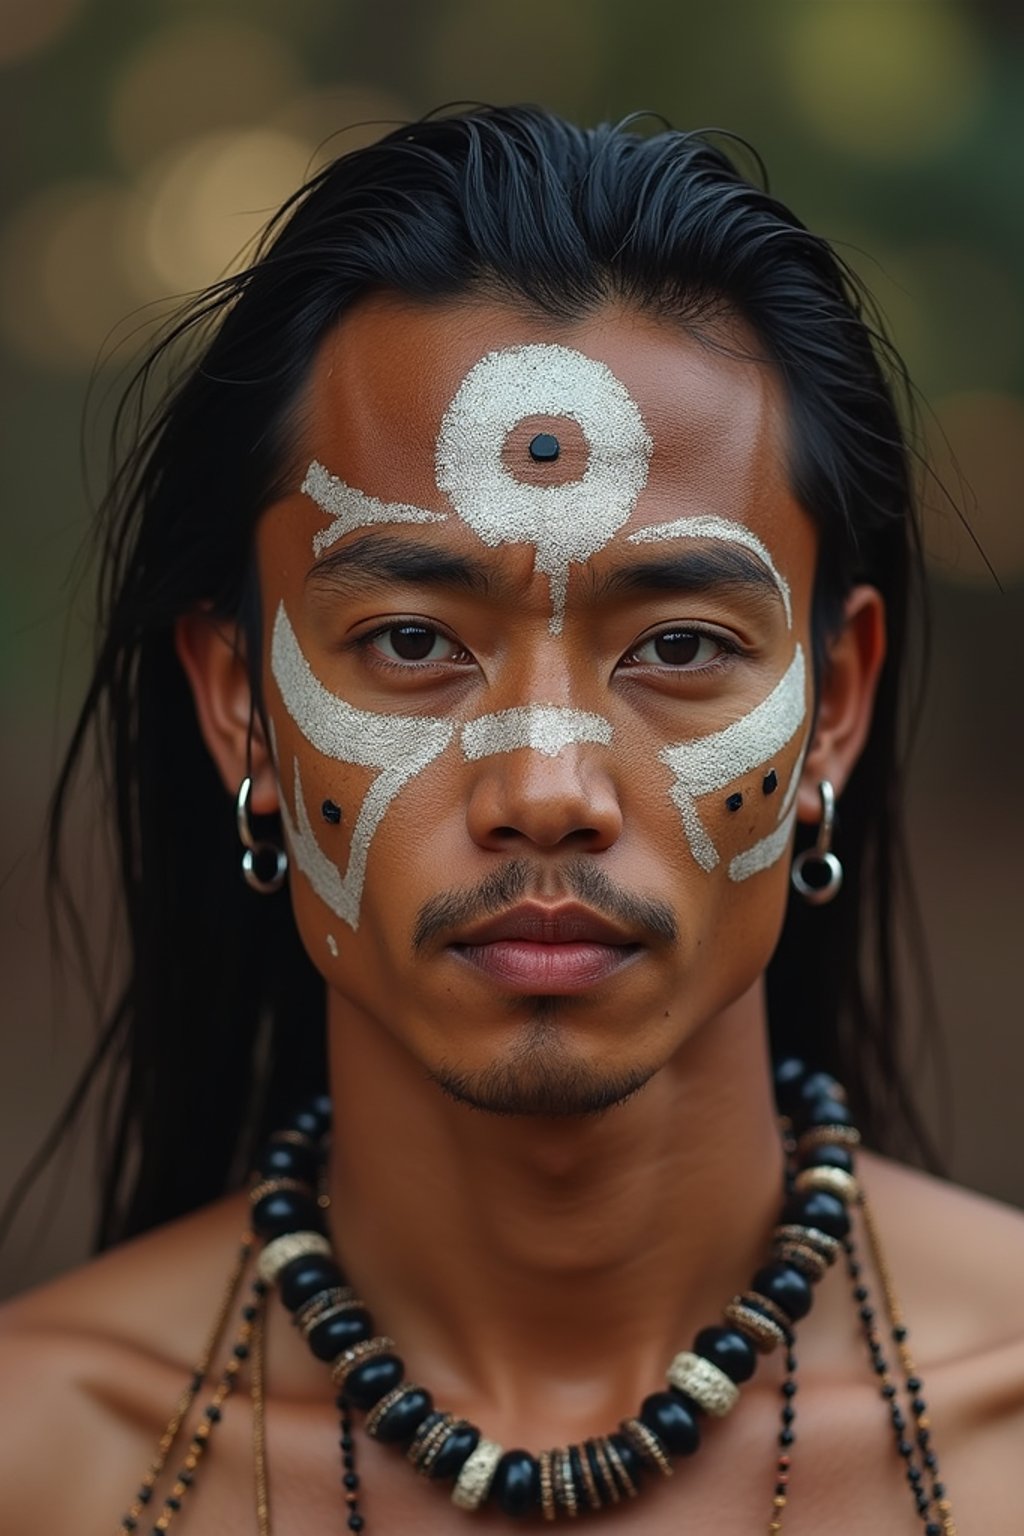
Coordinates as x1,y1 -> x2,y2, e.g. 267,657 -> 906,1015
429,1007 -> 655,1118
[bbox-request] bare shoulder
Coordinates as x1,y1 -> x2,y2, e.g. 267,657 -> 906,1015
859,1150 -> 1024,1353
857,1153 -> 1024,1523
0,1193 -> 249,1533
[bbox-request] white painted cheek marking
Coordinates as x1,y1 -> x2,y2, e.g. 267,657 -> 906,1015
326,934 -> 339,957
461,706 -> 613,761
776,739 -> 807,823
302,459 -> 446,557
270,603 -> 454,930
726,735 -> 808,883
435,343 -> 652,635
628,517 -> 793,628
661,645 -> 807,873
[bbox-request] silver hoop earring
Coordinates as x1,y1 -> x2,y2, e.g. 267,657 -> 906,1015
790,779 -> 844,905
236,776 -> 288,894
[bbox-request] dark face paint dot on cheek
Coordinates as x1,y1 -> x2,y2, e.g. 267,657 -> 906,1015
321,799 -> 343,824
726,792 -> 744,813
763,769 -> 778,795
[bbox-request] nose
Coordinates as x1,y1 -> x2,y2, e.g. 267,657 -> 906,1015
464,739 -> 624,854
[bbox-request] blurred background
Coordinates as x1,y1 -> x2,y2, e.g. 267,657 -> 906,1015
1,0 -> 1022,1300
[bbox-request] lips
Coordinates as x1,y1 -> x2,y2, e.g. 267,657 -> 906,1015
448,902 -> 642,993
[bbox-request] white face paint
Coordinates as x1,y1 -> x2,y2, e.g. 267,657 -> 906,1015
727,735 -> 808,883
435,344 -> 653,634
629,516 -> 793,628
270,603 -> 454,930
326,933 -> 339,957
290,342 -> 801,909
661,645 -> 807,875
303,458 -> 447,557
461,706 -> 613,761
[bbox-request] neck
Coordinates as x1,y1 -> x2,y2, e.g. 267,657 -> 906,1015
314,982 -> 784,1444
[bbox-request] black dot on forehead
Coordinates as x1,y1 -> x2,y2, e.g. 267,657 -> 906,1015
528,432 -> 560,462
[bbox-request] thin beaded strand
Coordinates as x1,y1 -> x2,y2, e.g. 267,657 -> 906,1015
858,1196 -> 957,1536
768,1118 -> 799,1534
148,1278 -> 268,1534
117,1234 -> 253,1535
767,1345 -> 799,1533
251,1291 -> 271,1536
844,1208 -> 956,1536
340,1401 -> 368,1531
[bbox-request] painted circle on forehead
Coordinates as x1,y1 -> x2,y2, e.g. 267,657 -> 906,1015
434,343 -> 653,634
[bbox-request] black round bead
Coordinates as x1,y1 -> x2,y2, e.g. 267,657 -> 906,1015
492,1450 -> 541,1517
640,1391 -> 701,1455
256,1140 -> 319,1181
802,1096 -> 855,1129
781,1189 -> 851,1240
693,1324 -> 758,1384
344,1354 -> 405,1408
752,1263 -> 814,1322
801,1142 -> 854,1174
307,1308 -> 373,1361
251,1189 -> 324,1240
773,1057 -> 808,1114
798,1071 -> 843,1105
430,1424 -> 481,1480
278,1254 -> 345,1311
373,1386 -> 433,1445
528,432 -> 560,462
290,1106 -> 327,1140
608,1433 -> 642,1485
310,1092 -> 333,1124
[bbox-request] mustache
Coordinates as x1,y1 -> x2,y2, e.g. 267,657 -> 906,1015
411,858 -> 678,952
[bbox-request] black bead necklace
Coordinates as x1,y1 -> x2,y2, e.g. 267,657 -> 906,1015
249,1062 -> 862,1525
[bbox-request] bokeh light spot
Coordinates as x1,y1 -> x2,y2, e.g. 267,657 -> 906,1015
782,3 -> 985,161
108,19 -> 300,171
141,128 -> 313,295
0,180 -> 150,370
0,0 -> 84,66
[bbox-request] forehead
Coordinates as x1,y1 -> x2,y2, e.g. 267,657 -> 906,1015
288,292 -> 807,561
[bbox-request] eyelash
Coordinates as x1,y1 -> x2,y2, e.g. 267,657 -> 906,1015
352,620 -> 743,675
623,625 -> 741,673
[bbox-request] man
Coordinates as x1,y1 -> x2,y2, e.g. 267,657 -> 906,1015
2,107 -> 1022,1532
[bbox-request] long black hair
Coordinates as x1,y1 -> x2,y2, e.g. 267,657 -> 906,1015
30,105 -> 938,1251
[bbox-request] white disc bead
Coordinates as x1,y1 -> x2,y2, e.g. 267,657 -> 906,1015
451,1438 -> 504,1510
666,1351 -> 740,1417
256,1230 -> 332,1285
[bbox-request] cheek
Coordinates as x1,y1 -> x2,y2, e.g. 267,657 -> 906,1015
658,645 -> 809,883
698,728 -> 808,886
272,716 -> 463,971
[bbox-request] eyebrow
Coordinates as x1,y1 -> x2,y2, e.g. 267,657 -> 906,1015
305,532 -> 788,616
591,546 -> 789,613
306,532 -> 499,598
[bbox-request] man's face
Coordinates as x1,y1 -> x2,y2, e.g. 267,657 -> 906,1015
257,293 -> 819,1113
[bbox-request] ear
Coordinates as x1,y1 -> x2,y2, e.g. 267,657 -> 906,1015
796,584 -> 886,822
175,610 -> 279,815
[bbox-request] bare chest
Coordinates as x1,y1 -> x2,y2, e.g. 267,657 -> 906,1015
154,1380 -> 967,1536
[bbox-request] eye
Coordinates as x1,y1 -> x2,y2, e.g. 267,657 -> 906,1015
367,623 -> 461,665
629,628 -> 727,668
